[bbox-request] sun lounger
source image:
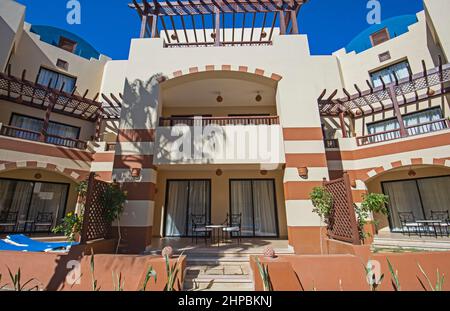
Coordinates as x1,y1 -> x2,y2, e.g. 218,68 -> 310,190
4,234 -> 79,252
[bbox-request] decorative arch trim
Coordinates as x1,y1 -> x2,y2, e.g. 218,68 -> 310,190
362,157 -> 450,182
162,64 -> 283,83
0,161 -> 89,183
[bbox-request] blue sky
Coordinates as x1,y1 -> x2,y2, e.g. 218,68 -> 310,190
15,0 -> 423,60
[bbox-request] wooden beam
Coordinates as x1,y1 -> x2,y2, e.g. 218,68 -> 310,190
339,111 -> 348,138
290,10 -> 299,34
140,14 -> 148,38
250,12 -> 256,41
268,11 -> 277,41
214,6 -> 221,46
241,12 -> 246,42
388,84 -> 407,137
279,11 -> 286,35
160,16 -> 171,43
259,12 -> 267,41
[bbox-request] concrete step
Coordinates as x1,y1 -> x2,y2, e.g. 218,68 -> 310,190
184,281 -> 254,291
373,237 -> 450,251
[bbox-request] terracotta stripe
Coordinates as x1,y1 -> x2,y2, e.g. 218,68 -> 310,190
117,129 -> 155,143
352,190 -> 367,203
95,171 -> 113,182
0,137 -> 93,161
121,182 -> 156,201
284,181 -> 323,200
285,154 -> 328,168
411,158 -> 423,165
338,132 -> 450,160
92,152 -> 115,162
113,155 -> 155,169
325,151 -> 342,161
283,128 -> 324,141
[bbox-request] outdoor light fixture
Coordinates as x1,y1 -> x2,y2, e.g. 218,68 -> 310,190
260,170 -> 268,176
298,167 -> 309,179
131,168 -> 141,178
216,169 -> 223,176
408,168 -> 417,177
216,93 -> 223,103
261,31 -> 267,38
34,173 -> 42,180
211,32 -> 216,39
171,33 -> 178,40
427,88 -> 435,96
255,92 -> 262,102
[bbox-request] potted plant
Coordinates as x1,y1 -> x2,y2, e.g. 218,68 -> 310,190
309,186 -> 333,254
52,212 -> 83,242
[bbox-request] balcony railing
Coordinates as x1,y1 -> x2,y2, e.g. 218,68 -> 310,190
0,125 -> 87,150
159,116 -> 280,127
356,118 -> 450,146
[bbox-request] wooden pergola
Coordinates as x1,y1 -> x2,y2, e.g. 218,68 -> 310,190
129,0 -> 307,47
0,65 -> 122,143
318,56 -> 450,139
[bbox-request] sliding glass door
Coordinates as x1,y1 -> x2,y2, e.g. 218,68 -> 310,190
382,175 -> 450,231
164,180 -> 211,237
0,178 -> 69,233
230,179 -> 278,237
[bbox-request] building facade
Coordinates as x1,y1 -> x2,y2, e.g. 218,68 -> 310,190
0,0 -> 449,254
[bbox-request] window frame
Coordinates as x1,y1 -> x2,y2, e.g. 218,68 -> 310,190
366,106 -> 444,133
9,112 -> 81,140
58,36 -> 77,53
370,27 -> 390,47
36,66 -> 77,93
369,59 -> 411,87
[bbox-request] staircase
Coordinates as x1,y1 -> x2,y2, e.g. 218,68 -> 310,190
184,253 -> 254,291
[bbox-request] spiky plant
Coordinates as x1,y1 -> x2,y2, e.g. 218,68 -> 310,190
90,251 -> 100,291
6,267 -> 39,291
141,266 -> 157,291
417,262 -> 445,291
255,257 -> 273,291
164,254 -> 183,291
112,271 -> 125,291
387,258 -> 401,291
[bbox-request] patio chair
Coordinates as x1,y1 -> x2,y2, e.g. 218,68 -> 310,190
430,211 -> 450,237
33,212 -> 54,233
222,213 -> 242,245
0,211 -> 18,233
398,212 -> 420,237
191,214 -> 211,246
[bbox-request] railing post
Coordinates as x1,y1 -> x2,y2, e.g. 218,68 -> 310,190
41,95 -> 56,143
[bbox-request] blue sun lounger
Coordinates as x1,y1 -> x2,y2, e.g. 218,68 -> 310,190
3,234 -> 79,252
0,239 -> 31,252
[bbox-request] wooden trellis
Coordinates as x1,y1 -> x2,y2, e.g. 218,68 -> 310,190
323,172 -> 361,245
80,173 -> 111,243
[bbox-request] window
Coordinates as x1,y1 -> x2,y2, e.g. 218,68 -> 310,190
9,114 -> 80,141
36,67 -> 76,93
58,36 -> 77,53
56,59 -> 69,71
382,176 -> 450,232
370,28 -> 390,47
164,180 -> 211,237
366,107 -> 444,143
370,60 -> 410,88
230,179 -> 278,237
0,178 -> 69,233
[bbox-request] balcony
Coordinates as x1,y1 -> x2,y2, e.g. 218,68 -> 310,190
155,115 -> 284,166
0,124 -> 88,150
356,118 -> 450,146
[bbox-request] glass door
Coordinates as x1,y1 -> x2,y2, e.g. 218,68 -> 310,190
230,179 -> 278,237
0,178 -> 69,233
164,180 -> 211,237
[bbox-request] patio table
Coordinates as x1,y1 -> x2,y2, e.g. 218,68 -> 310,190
206,225 -> 226,247
416,220 -> 443,237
